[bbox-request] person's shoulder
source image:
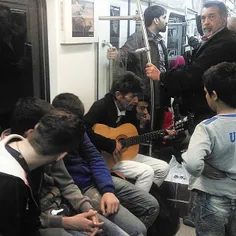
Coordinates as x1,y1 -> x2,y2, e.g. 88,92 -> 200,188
128,31 -> 142,40
201,116 -> 218,126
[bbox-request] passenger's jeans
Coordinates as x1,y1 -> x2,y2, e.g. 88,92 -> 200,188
84,176 -> 159,235
189,190 -> 236,236
111,154 -> 170,192
40,213 -> 129,236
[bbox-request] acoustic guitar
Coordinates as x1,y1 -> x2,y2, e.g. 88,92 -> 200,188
93,120 -> 187,169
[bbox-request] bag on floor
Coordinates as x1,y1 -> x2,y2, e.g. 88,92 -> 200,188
147,183 -> 180,236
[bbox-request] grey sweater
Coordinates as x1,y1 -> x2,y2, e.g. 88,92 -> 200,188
40,160 -> 93,228
182,114 -> 236,199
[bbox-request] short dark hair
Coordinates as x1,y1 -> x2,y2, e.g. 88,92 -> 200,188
144,5 -> 167,27
52,93 -> 84,119
203,1 -> 228,17
11,97 -> 54,136
28,110 -> 85,156
110,71 -> 143,96
203,62 -> 236,109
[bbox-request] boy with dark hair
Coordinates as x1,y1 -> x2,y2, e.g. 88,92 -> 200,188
1,97 -> 128,236
0,109 -> 88,236
52,92 -> 159,235
182,62 -> 236,236
84,71 -> 169,192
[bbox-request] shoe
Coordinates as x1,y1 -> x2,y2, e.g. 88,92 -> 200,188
183,215 -> 195,228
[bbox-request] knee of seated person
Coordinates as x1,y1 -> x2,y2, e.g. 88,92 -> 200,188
146,196 -> 159,228
142,165 -> 155,179
156,161 -> 170,178
133,222 -> 147,236
160,161 -> 170,177
84,189 -> 101,210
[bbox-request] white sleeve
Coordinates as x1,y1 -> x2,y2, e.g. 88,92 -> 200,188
182,124 -> 211,177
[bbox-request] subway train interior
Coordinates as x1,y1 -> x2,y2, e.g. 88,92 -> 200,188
1,0 -> 236,235
1,0 -> 235,131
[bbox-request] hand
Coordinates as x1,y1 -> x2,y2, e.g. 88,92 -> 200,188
112,140 -> 122,156
145,63 -> 161,81
90,214 -> 103,236
136,101 -> 150,128
62,209 -> 103,235
100,192 -> 120,217
163,128 -> 177,140
107,47 -> 118,60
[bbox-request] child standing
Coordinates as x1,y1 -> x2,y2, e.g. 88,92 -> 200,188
182,62 -> 236,236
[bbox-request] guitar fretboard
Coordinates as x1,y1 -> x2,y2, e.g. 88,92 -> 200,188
120,130 -> 166,148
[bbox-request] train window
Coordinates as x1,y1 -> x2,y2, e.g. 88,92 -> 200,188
0,0 -> 49,131
167,13 -> 186,60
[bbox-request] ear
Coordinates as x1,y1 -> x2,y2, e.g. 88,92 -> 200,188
115,91 -> 122,100
154,18 -> 159,24
56,152 -> 67,162
212,90 -> 218,101
24,129 -> 34,138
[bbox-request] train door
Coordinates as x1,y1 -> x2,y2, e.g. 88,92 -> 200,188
0,0 -> 49,130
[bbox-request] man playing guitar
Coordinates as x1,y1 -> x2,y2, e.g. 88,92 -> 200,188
84,71 -> 174,192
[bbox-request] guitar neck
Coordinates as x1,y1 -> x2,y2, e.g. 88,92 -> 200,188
120,129 -> 166,148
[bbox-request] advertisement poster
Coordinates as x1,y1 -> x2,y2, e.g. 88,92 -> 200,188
110,5 -> 120,48
71,0 -> 94,37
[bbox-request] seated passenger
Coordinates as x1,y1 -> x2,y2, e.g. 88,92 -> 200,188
2,97 -> 128,236
52,92 -> 159,233
83,71 -> 170,192
0,108 -> 91,236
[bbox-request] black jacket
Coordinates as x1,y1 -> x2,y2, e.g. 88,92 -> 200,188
119,30 -> 170,108
160,28 -> 236,122
84,93 -> 139,154
0,136 -> 41,236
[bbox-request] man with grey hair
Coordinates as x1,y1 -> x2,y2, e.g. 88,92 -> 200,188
146,1 -> 236,127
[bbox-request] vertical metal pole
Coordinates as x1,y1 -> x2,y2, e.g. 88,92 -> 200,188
136,0 -> 155,155
128,0 -> 131,37
102,41 -> 114,91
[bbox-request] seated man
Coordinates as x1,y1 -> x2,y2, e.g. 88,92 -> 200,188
83,71 -> 170,192
52,93 -> 159,233
0,108 -> 97,236
2,97 -> 128,236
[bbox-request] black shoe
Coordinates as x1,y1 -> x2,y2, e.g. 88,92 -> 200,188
183,215 -> 195,228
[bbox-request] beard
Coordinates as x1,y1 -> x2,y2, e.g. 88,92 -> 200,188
159,25 -> 167,33
203,27 -> 212,36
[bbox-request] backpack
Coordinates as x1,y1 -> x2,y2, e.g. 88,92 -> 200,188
147,183 -> 180,236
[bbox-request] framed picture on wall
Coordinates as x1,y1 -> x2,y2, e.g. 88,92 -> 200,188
60,0 -> 98,44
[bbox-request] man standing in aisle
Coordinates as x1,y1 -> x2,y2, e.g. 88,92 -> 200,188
107,5 -> 170,130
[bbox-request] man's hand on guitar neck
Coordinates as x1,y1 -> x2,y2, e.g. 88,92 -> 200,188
112,140 -> 122,156
163,127 -> 177,140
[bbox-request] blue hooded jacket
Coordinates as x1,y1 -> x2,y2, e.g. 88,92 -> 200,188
64,133 -> 115,195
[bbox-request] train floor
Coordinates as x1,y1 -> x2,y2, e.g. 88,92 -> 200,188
176,218 -> 195,236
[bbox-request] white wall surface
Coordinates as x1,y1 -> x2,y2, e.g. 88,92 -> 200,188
45,0 -> 204,112
46,0 -> 97,112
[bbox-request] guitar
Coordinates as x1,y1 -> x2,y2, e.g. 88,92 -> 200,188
93,119 -> 187,169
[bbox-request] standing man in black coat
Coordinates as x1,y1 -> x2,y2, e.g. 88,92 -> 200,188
146,1 -> 236,126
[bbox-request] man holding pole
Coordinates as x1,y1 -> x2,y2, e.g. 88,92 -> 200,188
107,5 -> 170,131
